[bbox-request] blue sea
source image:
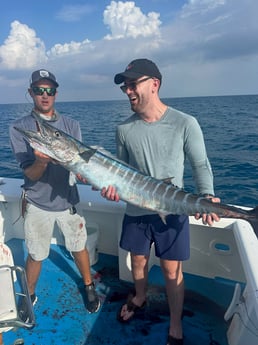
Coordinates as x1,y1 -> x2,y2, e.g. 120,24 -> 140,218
0,95 -> 257,207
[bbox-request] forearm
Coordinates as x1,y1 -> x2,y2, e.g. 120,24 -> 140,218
24,160 -> 48,181
192,159 -> 214,195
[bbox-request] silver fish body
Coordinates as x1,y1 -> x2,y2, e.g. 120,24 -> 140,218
14,121 -> 258,229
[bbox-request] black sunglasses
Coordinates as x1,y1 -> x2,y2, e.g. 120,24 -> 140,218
32,86 -> 57,96
120,77 -> 152,93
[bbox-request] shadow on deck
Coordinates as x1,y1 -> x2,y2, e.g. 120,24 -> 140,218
3,239 -> 230,345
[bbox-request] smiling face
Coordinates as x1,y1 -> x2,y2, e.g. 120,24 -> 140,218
29,79 -> 58,117
121,76 -> 154,113
122,76 -> 161,115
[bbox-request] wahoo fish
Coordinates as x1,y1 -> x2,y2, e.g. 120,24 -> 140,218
15,121 -> 258,234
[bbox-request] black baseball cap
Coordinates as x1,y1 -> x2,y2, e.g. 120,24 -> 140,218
114,58 -> 162,84
30,69 -> 59,87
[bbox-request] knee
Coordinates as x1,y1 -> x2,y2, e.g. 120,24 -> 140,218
166,270 -> 183,282
131,255 -> 148,270
161,261 -> 183,281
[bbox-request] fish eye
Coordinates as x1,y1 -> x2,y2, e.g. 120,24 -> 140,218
54,130 -> 61,138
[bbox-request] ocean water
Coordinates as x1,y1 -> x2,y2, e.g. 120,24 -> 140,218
0,95 -> 257,207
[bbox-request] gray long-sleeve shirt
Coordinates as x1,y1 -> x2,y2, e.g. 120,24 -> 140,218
116,106 -> 214,216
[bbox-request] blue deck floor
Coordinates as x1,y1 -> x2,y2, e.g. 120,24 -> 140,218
3,239 -> 232,345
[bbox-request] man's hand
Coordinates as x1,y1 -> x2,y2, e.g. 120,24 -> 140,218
76,173 -> 88,184
195,196 -> 221,226
24,150 -> 55,181
34,149 -> 53,164
101,185 -> 120,202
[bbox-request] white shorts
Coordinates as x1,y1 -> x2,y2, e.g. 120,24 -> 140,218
24,203 -> 87,260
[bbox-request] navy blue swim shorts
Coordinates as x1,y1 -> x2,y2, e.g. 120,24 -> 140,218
119,214 -> 190,261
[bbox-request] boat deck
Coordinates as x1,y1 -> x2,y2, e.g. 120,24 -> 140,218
2,238 -> 233,345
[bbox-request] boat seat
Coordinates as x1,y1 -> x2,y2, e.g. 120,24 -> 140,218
0,265 -> 35,331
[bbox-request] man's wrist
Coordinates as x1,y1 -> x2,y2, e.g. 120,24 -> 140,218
200,193 -> 215,198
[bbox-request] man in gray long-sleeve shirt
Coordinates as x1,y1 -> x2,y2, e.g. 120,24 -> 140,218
102,59 -> 220,345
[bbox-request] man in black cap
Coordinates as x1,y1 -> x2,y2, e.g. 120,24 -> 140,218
9,69 -> 100,322
102,59 -> 220,345
114,58 -> 162,84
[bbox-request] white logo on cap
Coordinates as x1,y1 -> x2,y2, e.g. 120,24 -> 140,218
39,70 -> 50,78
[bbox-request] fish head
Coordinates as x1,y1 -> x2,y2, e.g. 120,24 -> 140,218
14,120 -> 80,163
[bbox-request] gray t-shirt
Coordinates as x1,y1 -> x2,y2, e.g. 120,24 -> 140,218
116,106 -> 214,216
9,110 -> 80,211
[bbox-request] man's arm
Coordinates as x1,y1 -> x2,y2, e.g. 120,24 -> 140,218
24,150 -> 52,181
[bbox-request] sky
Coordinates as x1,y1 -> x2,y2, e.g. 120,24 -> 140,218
0,0 -> 257,104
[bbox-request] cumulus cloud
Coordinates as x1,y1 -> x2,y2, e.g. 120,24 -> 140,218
45,1 -> 163,61
56,4 -> 94,22
1,0 -> 258,103
103,1 -> 161,39
0,20 -> 47,70
47,39 -> 92,57
0,1 -> 162,72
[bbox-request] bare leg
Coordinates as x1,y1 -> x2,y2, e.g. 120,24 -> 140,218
72,248 -> 92,285
160,259 -> 184,341
0,333 -> 3,345
73,248 -> 100,313
25,255 -> 42,295
119,253 -> 149,321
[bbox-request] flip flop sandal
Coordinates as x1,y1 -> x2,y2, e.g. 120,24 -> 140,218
167,335 -> 184,345
117,293 -> 146,323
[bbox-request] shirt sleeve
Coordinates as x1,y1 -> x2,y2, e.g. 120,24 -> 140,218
116,127 -> 129,163
184,117 -> 215,195
9,119 -> 35,170
74,121 -> 82,142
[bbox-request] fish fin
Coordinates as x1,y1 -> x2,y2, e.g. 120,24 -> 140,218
92,146 -> 117,159
79,147 -> 97,162
248,206 -> 258,238
162,177 -> 174,185
249,219 -> 258,238
249,205 -> 258,218
94,148 -> 141,171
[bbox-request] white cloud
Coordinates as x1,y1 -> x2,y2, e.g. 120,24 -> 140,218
0,20 -> 47,70
103,1 -> 161,39
56,4 -> 94,22
1,0 -> 258,103
47,39 -> 92,57
181,0 -> 226,17
0,2 -> 162,73
159,0 -> 258,63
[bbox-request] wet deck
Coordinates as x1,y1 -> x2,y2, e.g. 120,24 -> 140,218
3,239 -> 232,345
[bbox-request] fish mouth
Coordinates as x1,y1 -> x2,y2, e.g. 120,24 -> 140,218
14,121 -> 73,163
14,124 -> 51,147
14,125 -> 57,160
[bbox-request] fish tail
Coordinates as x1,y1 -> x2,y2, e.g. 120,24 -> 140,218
248,206 -> 258,237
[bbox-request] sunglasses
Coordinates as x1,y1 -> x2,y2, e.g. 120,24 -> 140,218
32,86 -> 57,96
120,77 -> 152,93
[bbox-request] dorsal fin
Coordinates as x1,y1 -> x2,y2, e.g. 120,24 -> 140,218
162,177 -> 174,185
79,147 -> 97,162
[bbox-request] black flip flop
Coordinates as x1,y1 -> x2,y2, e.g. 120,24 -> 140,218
167,335 -> 184,345
117,293 -> 146,323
